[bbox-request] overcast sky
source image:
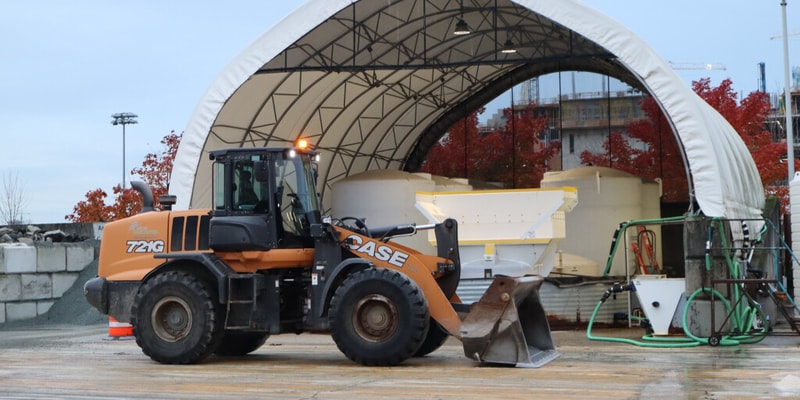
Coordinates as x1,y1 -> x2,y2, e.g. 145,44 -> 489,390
1,1 -> 797,224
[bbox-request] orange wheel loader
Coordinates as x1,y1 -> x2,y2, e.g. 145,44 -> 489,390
84,146 -> 557,367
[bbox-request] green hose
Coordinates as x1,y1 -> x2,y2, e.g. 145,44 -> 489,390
587,284 -> 767,347
705,218 -> 768,344
602,216 -> 687,277
588,216 -> 770,347
680,287 -> 739,346
586,299 -> 700,348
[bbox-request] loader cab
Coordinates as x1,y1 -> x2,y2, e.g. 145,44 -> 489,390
208,147 -> 321,250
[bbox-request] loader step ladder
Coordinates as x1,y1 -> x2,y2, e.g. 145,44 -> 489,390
226,274 -> 259,330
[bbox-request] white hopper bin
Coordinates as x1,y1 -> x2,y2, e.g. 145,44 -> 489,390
631,276 -> 686,335
415,188 -> 578,298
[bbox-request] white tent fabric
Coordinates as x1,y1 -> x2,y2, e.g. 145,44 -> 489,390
528,1 -> 765,219
171,0 -> 764,219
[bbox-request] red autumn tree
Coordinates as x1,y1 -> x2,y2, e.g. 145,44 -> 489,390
421,105 -> 560,188
582,78 -> 794,205
66,131 -> 182,222
421,109 -> 483,179
504,105 -> 562,188
67,188 -> 113,223
130,130 -> 182,206
691,78 -> 796,202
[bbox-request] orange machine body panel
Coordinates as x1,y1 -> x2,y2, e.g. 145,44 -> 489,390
98,209 -> 315,282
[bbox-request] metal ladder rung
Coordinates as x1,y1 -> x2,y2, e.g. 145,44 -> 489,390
226,275 -> 259,328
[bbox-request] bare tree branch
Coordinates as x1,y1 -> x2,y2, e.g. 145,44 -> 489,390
1,170 -> 28,225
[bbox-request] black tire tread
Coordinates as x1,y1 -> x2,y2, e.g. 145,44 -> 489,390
414,319 -> 450,357
329,268 -> 428,366
131,271 -> 223,364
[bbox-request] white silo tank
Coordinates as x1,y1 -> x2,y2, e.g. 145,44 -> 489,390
541,166 -> 660,277
331,170 -> 437,253
641,179 -> 662,220
429,175 -> 472,192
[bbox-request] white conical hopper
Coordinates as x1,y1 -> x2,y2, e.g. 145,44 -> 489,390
415,188 -> 578,283
631,276 -> 686,335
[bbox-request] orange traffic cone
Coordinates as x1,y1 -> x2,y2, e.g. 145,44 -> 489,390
108,316 -> 134,339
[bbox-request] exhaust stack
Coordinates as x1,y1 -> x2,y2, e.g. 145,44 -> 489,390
130,180 -> 154,212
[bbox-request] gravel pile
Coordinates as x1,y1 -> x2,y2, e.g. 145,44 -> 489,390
0,259 -> 105,329
0,225 -> 91,244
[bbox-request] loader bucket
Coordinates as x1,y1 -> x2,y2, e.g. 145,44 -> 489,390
460,275 -> 558,367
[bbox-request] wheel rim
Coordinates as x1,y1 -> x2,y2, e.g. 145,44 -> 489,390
151,295 -> 193,342
352,294 -> 398,342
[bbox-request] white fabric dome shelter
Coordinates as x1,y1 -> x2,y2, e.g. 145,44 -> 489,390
171,0 -> 764,220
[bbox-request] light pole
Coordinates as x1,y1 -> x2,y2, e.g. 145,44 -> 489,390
111,112 -> 138,188
781,0 -> 794,178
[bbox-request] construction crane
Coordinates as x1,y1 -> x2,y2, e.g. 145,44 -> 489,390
770,31 -> 800,40
668,61 -> 727,71
520,77 -> 539,105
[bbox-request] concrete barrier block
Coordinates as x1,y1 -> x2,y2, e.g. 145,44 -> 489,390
93,223 -> 106,240
0,274 -> 22,301
52,273 -> 80,298
6,301 -> 37,321
37,244 -> 67,272
21,274 -> 53,300
0,303 -> 5,323
37,300 -> 55,316
0,244 -> 36,273
66,244 -> 94,272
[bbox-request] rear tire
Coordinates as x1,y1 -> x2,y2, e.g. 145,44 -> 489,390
329,268 -> 429,366
131,271 -> 224,364
214,332 -> 269,356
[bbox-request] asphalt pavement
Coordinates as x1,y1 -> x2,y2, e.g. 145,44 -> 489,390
2,324 -> 800,399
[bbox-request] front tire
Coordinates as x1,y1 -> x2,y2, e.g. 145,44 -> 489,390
329,268 -> 429,366
131,271 -> 224,364
414,319 -> 450,357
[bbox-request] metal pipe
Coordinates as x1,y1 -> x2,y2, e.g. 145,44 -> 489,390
781,0 -> 794,177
